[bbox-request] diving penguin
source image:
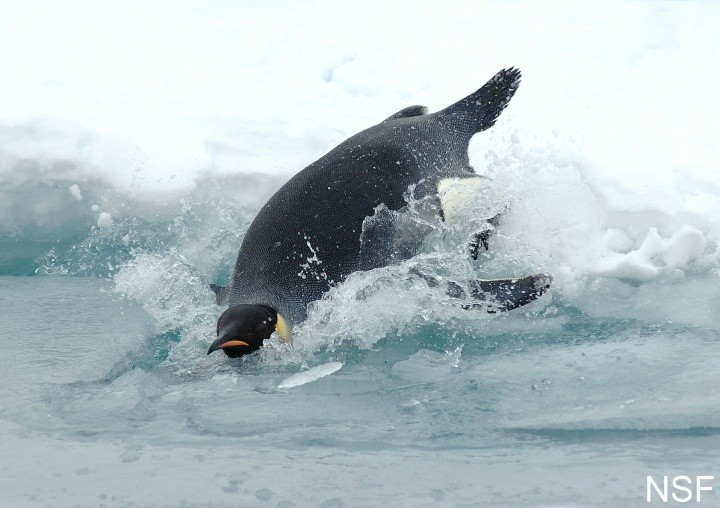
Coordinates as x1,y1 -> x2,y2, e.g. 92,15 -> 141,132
208,68 -> 551,358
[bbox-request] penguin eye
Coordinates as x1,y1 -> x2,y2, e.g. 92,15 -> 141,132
252,320 -> 274,337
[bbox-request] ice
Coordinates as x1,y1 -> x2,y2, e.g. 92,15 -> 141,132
68,184 -> 83,201
278,362 -> 344,389
96,211 -> 113,228
2,1 -> 720,296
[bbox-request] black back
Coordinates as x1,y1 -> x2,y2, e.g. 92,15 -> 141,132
228,68 -> 522,323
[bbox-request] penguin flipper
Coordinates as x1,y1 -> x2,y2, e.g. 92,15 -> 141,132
415,270 -> 551,313
462,273 -> 552,312
440,67 -> 521,136
210,284 -> 230,305
382,105 -> 428,123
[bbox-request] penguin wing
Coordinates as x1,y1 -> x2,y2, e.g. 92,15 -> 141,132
463,274 -> 552,312
430,272 -> 552,313
210,284 -> 230,305
382,105 -> 428,123
359,197 -> 443,271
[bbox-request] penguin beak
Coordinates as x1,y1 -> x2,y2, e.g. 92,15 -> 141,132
207,336 -> 251,355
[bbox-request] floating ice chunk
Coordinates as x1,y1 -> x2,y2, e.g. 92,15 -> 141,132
593,226 -> 706,281
637,228 -> 665,258
278,362 -> 343,389
595,252 -> 660,281
68,184 -> 83,201
662,225 -> 705,269
97,212 -> 113,228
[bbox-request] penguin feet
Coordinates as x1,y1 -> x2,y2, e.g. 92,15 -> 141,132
469,213 -> 502,260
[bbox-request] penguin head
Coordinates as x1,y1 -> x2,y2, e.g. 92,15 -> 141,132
208,304 -> 291,358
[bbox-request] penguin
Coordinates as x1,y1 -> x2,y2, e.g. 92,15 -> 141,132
208,68 -> 551,358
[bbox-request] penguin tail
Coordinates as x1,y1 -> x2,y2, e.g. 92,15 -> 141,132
441,67 -> 521,136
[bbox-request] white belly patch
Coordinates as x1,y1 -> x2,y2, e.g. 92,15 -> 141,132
437,177 -> 484,225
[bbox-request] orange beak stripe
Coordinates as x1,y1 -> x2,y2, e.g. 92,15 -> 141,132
219,340 -> 251,349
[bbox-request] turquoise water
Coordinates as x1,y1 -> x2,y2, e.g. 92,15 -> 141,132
2,180 -> 720,507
